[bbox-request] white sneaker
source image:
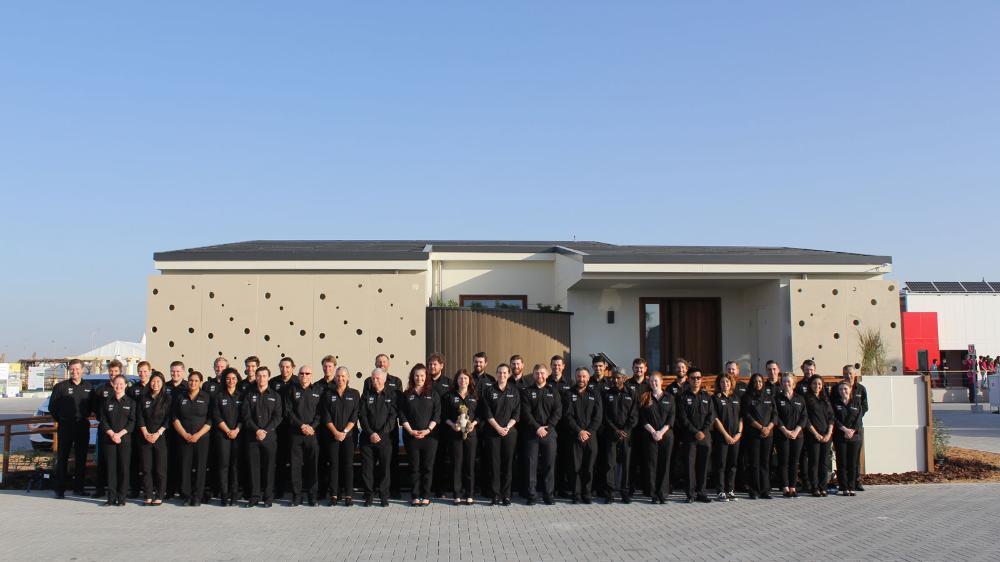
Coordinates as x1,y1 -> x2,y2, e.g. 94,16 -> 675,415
727,491 -> 738,501
717,492 -> 729,502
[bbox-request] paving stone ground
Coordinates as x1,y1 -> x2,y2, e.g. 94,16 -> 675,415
2,483 -> 999,561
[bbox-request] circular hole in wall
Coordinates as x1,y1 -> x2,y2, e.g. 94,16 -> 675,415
871,299 -> 878,306
169,304 -> 175,311
280,353 -> 285,358
888,285 -> 896,291
821,304 -> 826,309
299,330 -> 306,336
890,322 -> 897,328
188,327 -> 194,334
378,288 -> 383,293
853,320 -> 860,326
833,333 -> 840,339
832,289 -> 839,296
279,306 -> 284,311
855,363 -> 861,369
244,328 -> 251,335
151,326 -> 158,333
229,317 -> 234,322
355,372 -> 362,379
168,341 -> 175,347
218,351 -> 223,356
289,321 -> 294,326
410,329 -> 417,336
190,284 -> 195,290
319,333 -> 326,339
152,288 -> 159,295
797,288 -> 802,293
265,292 -> 271,299
208,333 -> 214,339
389,354 -> 395,359
264,335 -> 270,342
357,284 -> 363,288
356,329 -> 363,336
891,365 -> 898,372
209,292 -> 215,299
376,337 -> 383,344
818,344 -> 823,349
343,320 -> 348,325
798,321 -> 805,327
390,303 -> 394,307
320,293 -> 326,300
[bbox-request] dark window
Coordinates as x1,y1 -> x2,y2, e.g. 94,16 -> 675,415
639,297 -> 721,374
459,295 -> 528,310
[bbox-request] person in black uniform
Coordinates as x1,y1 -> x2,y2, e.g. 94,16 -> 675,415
561,367 -> 602,504
212,367 -> 242,506
427,353 -> 451,499
796,360 -> 818,396
269,357 -> 299,500
626,358 -> 651,498
773,373 -> 806,497
320,366 -> 359,506
803,374 -> 834,497
470,352 -> 494,397
841,365 -> 869,491
173,371 -> 212,506
287,365 -> 323,506
677,368 -> 715,503
137,371 -> 170,505
480,363 -> 520,506
442,369 -> 478,505
364,354 -> 403,499
126,361 -> 152,499
712,374 -> 742,502
600,369 -> 637,504
520,364 -> 562,505
639,372 -> 674,504
163,360 -> 188,500
665,358 -> 690,497
469,351 -> 495,499
200,357 -> 227,503
89,360 -> 121,499
741,373 -> 776,499
831,381 -> 865,496
241,366 -> 283,507
764,360 -> 782,398
50,359 -> 93,498
313,355 -> 338,500
549,355 -> 574,499
359,367 -> 397,507
399,363 -> 441,507
666,358 -> 690,398
98,374 -> 135,506
238,356 -> 260,397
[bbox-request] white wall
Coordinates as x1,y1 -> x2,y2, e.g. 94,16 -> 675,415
439,260 -> 556,308
906,293 -> 1000,353
744,279 -> 792,372
862,375 -> 929,473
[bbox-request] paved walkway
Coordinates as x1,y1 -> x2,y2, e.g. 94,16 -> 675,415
1,483 -> 999,561
934,403 -> 1000,453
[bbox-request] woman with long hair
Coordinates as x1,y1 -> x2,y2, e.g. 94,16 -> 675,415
481,363 -> 520,506
173,371 -> 212,506
741,373 -> 776,499
212,367 -> 242,506
639,372 -> 673,504
774,373 -> 806,497
442,369 -> 478,505
711,374 -> 742,502
831,382 -> 865,496
137,372 -> 170,505
803,374 -> 835,497
399,363 -> 441,506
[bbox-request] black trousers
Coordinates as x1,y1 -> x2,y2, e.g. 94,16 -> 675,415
476,427 -> 492,498
317,430 -> 330,497
854,428 -> 864,487
629,429 -> 646,496
325,433 -> 355,498
644,432 -> 673,499
179,436 -> 209,500
448,432 -> 477,498
685,438 -> 711,498
389,426 -> 401,496
213,432 -> 240,499
431,429 -> 450,495
100,436 -> 131,502
834,439 -> 862,491
54,420 -> 89,493
94,430 -> 107,492
712,437 -> 739,494
404,434 -> 438,499
804,438 -> 831,490
556,428 -> 575,496
486,428 -> 517,499
244,433 -> 277,501
571,433 -> 599,499
274,425 -> 291,497
129,431 -> 144,495
774,434 -> 804,489
744,432 -> 773,495
289,433 -> 319,497
600,432 -> 632,497
360,436 -> 392,499
140,436 -> 168,500
523,429 -> 557,500
166,429 -> 182,497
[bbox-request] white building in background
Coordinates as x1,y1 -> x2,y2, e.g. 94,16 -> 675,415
75,336 -> 147,374
902,281 -> 1000,364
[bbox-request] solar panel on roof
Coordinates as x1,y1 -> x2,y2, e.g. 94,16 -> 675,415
905,282 -> 938,292
961,282 -> 993,293
989,283 -> 1000,292
934,282 -> 966,293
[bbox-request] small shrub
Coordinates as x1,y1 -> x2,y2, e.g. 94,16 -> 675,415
933,421 -> 951,460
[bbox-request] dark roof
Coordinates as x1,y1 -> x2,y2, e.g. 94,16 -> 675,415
154,240 -> 892,265
905,281 -> 1000,294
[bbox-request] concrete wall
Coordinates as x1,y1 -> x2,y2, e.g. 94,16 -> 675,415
146,272 -> 427,389
862,375 -> 929,473
906,292 -> 1000,354
744,279 -> 792,373
439,260 -> 556,308
790,279 -> 903,374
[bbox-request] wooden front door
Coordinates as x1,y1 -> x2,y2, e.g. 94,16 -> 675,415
640,297 -> 722,374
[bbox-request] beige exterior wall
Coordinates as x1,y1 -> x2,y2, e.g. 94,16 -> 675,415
146,272 -> 426,389
861,376 -> 929,473
439,260 -> 556,308
789,279 -> 903,374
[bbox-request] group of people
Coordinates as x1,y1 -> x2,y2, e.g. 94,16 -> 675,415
48,352 -> 868,508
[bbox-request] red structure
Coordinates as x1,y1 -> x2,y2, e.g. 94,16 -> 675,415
901,311 -> 940,372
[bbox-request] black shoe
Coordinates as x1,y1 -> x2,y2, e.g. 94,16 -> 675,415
191,499 -> 201,507
54,491 -> 65,499
364,497 -> 373,507
92,489 -> 106,499
855,483 -> 865,491
604,495 -> 614,505
307,495 -> 317,507
344,497 -> 353,507
102,500 -> 114,507
329,496 -> 339,507
263,500 -> 273,508
685,496 -> 694,504
291,495 -> 301,506
228,497 -> 236,506
526,497 -> 536,506
622,495 -> 632,504
696,494 -> 711,503
219,498 -> 228,507
380,497 -> 389,507
659,496 -> 667,504
247,498 -> 259,508
501,498 -> 511,506
543,496 -> 555,505
760,493 -> 772,500
491,496 -> 500,506
570,495 -> 579,504
581,496 -> 592,504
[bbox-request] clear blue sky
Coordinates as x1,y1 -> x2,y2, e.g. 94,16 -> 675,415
1,2 -> 998,359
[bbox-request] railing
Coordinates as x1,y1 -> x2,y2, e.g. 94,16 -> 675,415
1,416 -> 60,484
907,370 -> 990,388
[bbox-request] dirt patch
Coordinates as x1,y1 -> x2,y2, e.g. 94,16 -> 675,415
864,447 -> 1000,485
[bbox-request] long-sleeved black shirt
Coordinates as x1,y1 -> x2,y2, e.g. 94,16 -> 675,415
589,376 -> 614,397
441,390 -> 478,427
320,387 -> 360,432
202,377 -> 223,397
90,380 -> 115,417
126,382 -> 149,403
479,383 -> 520,429
677,389 -> 716,442
712,392 -> 741,436
666,378 -> 688,399
562,386 -> 603,434
49,378 -> 93,422
359,388 -> 397,441
741,391 -> 776,437
804,393 -> 835,437
626,377 -> 652,400
773,391 -> 807,434
163,380 -> 188,403
173,391 -> 212,434
640,393 -> 675,433
472,372 -> 496,399
430,375 -> 452,399
549,374 -> 574,398
832,395 -> 864,442
99,393 -> 135,436
601,386 -> 637,436
241,387 -> 284,433
399,391 -> 440,431
520,384 -> 562,433
137,391 -> 171,434
286,384 -> 323,433
212,389 -> 243,431
362,374 -> 403,398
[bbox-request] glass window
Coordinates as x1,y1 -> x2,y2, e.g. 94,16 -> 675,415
459,295 -> 527,310
643,302 -> 661,371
